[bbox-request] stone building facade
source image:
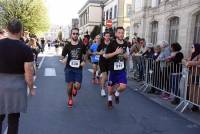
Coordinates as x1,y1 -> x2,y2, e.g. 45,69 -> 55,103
131,0 -> 200,55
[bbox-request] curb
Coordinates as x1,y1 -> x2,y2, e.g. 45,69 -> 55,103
127,82 -> 200,126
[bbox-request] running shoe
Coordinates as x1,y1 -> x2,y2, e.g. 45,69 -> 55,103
33,85 -> 37,89
68,98 -> 73,108
101,89 -> 106,97
115,95 -> 120,104
107,101 -> 113,109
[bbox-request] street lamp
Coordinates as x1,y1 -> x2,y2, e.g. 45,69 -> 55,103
98,0 -> 105,33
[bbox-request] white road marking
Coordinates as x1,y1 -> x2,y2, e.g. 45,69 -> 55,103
44,68 -> 56,76
3,127 -> 7,134
88,69 -> 94,73
38,56 -> 45,69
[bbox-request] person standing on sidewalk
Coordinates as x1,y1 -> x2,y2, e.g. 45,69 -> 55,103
103,27 -> 129,108
61,28 -> 86,108
0,19 -> 35,134
0,29 -> 6,40
40,37 -> 45,53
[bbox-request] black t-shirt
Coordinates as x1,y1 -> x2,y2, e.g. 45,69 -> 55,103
97,42 -> 110,64
41,39 -> 45,45
169,52 -> 184,73
0,38 -> 34,74
106,40 -> 128,71
62,42 -> 86,69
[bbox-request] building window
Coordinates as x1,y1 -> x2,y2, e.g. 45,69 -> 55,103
114,5 -> 117,19
169,17 -> 179,45
85,12 -> 87,24
151,0 -> 161,7
151,21 -> 158,45
126,27 -> 130,37
158,0 -> 161,5
194,13 -> 200,44
83,13 -> 86,25
135,0 -> 142,12
127,4 -> 132,17
106,10 -> 109,20
104,11 -> 106,21
110,8 -> 112,19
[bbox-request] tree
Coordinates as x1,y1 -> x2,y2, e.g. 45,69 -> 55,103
0,0 -> 50,35
90,25 -> 101,40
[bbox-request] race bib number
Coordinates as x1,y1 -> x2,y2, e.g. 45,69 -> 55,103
114,61 -> 124,70
69,60 -> 80,68
95,55 -> 100,61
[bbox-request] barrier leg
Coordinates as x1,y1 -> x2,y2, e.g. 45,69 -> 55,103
181,102 -> 189,113
175,100 -> 184,110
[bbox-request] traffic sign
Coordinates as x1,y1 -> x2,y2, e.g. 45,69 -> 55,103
106,20 -> 112,28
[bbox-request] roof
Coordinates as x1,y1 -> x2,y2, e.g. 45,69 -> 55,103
78,0 -> 105,14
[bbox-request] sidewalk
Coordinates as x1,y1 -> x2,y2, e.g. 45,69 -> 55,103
127,78 -> 200,126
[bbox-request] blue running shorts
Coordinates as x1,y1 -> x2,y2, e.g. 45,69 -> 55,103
65,67 -> 82,83
108,70 -> 127,86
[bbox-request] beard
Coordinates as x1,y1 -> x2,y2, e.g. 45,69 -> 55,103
117,37 -> 123,41
72,37 -> 78,42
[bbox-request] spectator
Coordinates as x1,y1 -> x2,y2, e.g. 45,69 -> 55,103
156,40 -> 171,62
0,29 -> 6,39
40,37 -> 45,53
156,41 -> 171,99
142,43 -> 154,59
28,38 -> 39,67
183,43 -> 200,112
153,45 -> 161,60
167,42 -> 184,105
148,45 -> 162,94
23,31 -> 30,43
138,38 -> 146,82
139,38 -> 146,54
0,19 -> 35,134
130,39 -> 140,79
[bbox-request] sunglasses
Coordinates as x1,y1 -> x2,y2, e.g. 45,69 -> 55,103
72,33 -> 79,35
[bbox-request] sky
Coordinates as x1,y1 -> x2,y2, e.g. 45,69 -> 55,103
45,0 -> 87,25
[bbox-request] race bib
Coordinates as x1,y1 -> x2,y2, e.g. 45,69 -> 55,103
95,55 -> 100,61
114,61 -> 124,70
69,60 -> 80,68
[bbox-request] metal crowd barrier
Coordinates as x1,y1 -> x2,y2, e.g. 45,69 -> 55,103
133,58 -> 200,113
127,55 -> 145,81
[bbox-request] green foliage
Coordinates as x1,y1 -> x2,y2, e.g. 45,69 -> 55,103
0,0 -> 50,35
90,25 -> 101,40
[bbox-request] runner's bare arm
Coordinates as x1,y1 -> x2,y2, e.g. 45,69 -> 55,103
81,54 -> 87,67
103,47 -> 123,59
123,53 -> 129,60
24,62 -> 35,96
96,50 -> 104,55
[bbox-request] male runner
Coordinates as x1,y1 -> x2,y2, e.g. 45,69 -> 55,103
61,28 -> 86,108
103,27 -> 129,108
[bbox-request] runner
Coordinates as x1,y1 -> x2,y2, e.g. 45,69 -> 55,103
103,27 -> 129,108
61,28 -> 86,108
89,35 -> 101,84
96,31 -> 111,97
